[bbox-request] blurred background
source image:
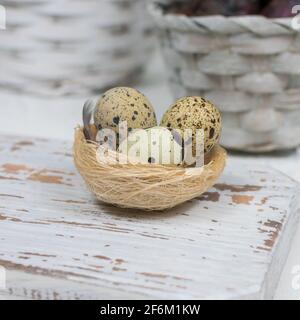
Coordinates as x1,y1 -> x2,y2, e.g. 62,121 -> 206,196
0,0 -> 300,151
0,0 -> 171,140
0,0 -> 300,299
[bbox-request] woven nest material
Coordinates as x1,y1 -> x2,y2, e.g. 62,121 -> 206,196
149,1 -> 300,152
73,127 -> 226,211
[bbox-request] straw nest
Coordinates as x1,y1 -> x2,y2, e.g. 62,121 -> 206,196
73,127 -> 226,211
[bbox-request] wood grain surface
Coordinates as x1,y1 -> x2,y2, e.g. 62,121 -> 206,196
0,134 -> 299,299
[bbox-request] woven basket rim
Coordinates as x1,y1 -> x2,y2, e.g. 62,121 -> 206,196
148,1 -> 297,34
149,0 -> 293,22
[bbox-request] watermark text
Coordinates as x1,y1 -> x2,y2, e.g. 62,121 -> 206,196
292,5 -> 300,30
0,5 -> 6,30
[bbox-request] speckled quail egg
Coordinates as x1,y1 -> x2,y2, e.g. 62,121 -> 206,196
160,96 -> 221,154
118,126 -> 183,166
94,87 -> 157,136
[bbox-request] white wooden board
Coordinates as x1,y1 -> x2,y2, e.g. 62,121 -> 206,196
0,134 -> 299,300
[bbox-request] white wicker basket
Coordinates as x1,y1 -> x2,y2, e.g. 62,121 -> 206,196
149,0 -> 300,152
0,0 -> 154,97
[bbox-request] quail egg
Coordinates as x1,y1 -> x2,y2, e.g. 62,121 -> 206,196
94,87 -> 157,136
118,126 -> 183,166
160,96 -> 221,154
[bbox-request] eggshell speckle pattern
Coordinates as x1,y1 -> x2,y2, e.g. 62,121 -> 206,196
160,96 -> 221,154
94,87 -> 157,134
118,126 -> 183,166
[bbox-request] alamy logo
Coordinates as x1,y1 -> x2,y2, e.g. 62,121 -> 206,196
292,5 -> 300,30
0,5 -> 6,30
94,122 -> 205,167
0,266 -> 6,290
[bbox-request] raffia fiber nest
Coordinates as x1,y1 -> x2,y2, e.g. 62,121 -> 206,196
73,127 -> 226,211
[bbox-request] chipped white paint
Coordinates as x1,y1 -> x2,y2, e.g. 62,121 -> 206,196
0,134 -> 299,299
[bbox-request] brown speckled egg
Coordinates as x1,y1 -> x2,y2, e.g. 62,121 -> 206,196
94,87 -> 157,134
160,96 -> 221,154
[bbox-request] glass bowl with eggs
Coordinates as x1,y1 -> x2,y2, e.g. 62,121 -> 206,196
73,87 -> 226,211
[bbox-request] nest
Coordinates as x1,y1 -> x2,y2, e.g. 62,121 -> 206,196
73,127 -> 226,211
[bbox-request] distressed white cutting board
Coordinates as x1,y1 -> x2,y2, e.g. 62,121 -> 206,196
0,134 -> 299,300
